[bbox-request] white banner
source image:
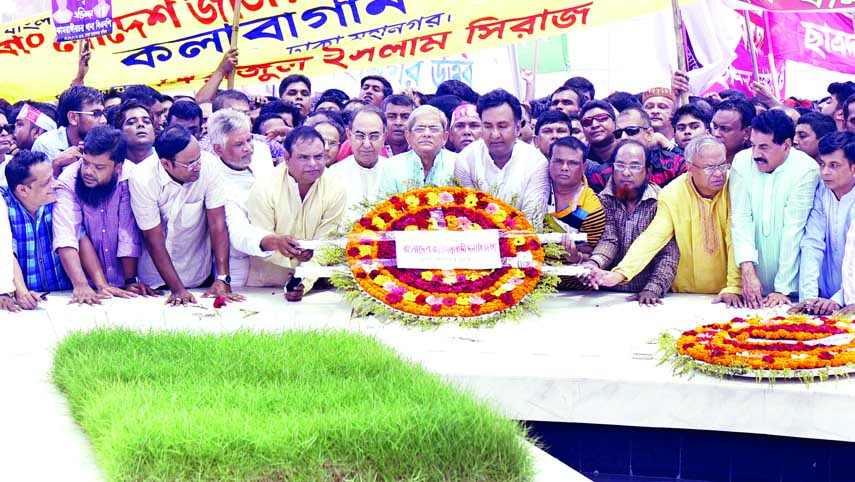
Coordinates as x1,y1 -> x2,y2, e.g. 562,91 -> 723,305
395,229 -> 502,270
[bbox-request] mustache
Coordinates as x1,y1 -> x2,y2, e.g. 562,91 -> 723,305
754,157 -> 767,163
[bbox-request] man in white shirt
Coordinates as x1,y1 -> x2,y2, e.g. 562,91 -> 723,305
208,108 -> 274,287
454,89 -> 549,230
129,125 -> 244,306
327,106 -> 388,225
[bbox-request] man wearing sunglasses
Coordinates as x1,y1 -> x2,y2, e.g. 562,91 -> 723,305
587,136 -> 744,308
130,125 -> 244,307
32,86 -> 107,176
589,107 -> 685,193
580,101 -> 618,169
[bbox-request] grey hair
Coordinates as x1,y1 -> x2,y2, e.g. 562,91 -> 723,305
207,108 -> 250,149
684,134 -> 725,165
406,105 -> 448,131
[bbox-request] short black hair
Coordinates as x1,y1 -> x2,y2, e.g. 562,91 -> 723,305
606,91 -> 642,112
842,94 -> 855,126
83,126 -> 127,163
797,112 -> 837,141
360,75 -> 393,98
671,103 -> 712,129
252,113 -> 285,135
476,89 -> 522,122
818,131 -> 855,166
719,89 -> 747,101
617,106 -> 651,128
435,80 -> 479,105
548,135 -> 587,159
751,109 -> 795,145
750,97 -> 770,111
714,99 -> 756,129
579,99 -> 616,120
551,85 -> 587,106
166,100 -> 203,127
5,149 -> 48,193
828,81 -> 855,109
104,87 -> 123,103
564,76 -> 595,100
212,90 -> 251,112
315,88 -> 349,111
154,125 -> 193,162
260,100 -> 303,126
427,95 -> 463,124
120,84 -> 162,107
57,86 -> 104,127
613,139 -> 649,166
535,109 -> 571,135
112,99 -> 151,129
278,74 -> 312,98
283,125 -> 324,155
381,94 -> 415,112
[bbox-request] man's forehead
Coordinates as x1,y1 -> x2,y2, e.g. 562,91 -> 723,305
677,115 -> 702,125
645,96 -> 674,106
713,109 -> 741,124
285,81 -> 309,92
352,112 -> 384,130
410,112 -> 442,126
453,115 -> 480,125
481,103 -> 515,121
615,144 -> 645,161
540,121 -> 570,131
795,123 -> 814,134
617,111 -> 644,126
551,145 -> 583,159
582,108 -> 608,119
694,145 -> 726,163
292,137 -> 324,152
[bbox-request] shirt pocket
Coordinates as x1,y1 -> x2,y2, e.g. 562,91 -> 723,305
176,200 -> 205,232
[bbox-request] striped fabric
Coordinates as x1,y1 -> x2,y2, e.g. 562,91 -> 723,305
2,188 -> 71,292
545,185 -> 606,290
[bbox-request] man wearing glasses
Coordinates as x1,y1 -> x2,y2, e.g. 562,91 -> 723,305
129,125 -> 243,306
382,105 -> 456,194
588,136 -> 744,308
731,110 -> 820,309
579,100 -> 618,168
589,107 -> 685,193
32,86 -> 107,176
454,89 -> 549,230
581,140 -> 678,306
328,106 -> 389,225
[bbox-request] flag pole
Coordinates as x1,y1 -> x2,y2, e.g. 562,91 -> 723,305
742,10 -> 760,84
227,0 -> 242,89
671,0 -> 689,105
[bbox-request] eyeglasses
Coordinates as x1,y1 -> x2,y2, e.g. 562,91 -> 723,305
695,162 -> 731,175
173,157 -> 201,170
324,139 -> 340,148
580,113 -> 613,127
613,162 -> 645,173
0,124 -> 13,134
352,132 -> 383,143
411,125 -> 443,135
71,109 -> 106,119
613,126 -> 645,139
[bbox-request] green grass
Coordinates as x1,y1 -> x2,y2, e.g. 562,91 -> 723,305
52,329 -> 534,482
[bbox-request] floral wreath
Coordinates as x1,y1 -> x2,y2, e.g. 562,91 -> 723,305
325,187 -> 559,327
659,314 -> 855,384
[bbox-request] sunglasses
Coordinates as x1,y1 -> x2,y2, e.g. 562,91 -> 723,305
0,124 -> 13,134
613,126 -> 645,139
580,113 -> 613,127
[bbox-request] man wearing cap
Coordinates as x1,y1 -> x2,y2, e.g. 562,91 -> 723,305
448,103 -> 483,153
12,103 -> 57,152
642,88 -> 676,143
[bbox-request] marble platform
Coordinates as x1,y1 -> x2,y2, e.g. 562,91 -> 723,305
3,287 -> 855,480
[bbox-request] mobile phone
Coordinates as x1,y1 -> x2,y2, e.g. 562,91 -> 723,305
285,277 -> 302,292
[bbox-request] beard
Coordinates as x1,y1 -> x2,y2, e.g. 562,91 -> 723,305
615,180 -> 647,204
76,170 -> 118,208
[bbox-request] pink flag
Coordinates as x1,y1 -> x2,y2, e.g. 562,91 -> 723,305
724,0 -> 855,12
769,11 -> 855,75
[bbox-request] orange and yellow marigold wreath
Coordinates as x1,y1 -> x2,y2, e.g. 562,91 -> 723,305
660,314 -> 855,382
344,187 -> 547,320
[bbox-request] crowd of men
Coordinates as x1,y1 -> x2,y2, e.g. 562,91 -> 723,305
2,47 -> 855,317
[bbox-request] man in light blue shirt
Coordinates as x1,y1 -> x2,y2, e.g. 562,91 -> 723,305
790,132 -> 855,315
731,110 -> 820,309
381,105 -> 456,195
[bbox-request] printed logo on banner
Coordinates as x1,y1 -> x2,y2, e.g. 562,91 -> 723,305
53,0 -> 113,42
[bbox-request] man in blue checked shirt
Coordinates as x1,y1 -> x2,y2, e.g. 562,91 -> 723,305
2,150 -> 72,295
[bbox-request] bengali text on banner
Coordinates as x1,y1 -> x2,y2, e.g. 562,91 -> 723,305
0,0 -> 690,102
724,0 -> 855,11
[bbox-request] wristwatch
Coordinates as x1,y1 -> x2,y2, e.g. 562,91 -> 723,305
124,276 -> 140,286
217,274 -> 231,285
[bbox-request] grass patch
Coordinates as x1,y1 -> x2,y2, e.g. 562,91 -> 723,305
52,329 -> 534,481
